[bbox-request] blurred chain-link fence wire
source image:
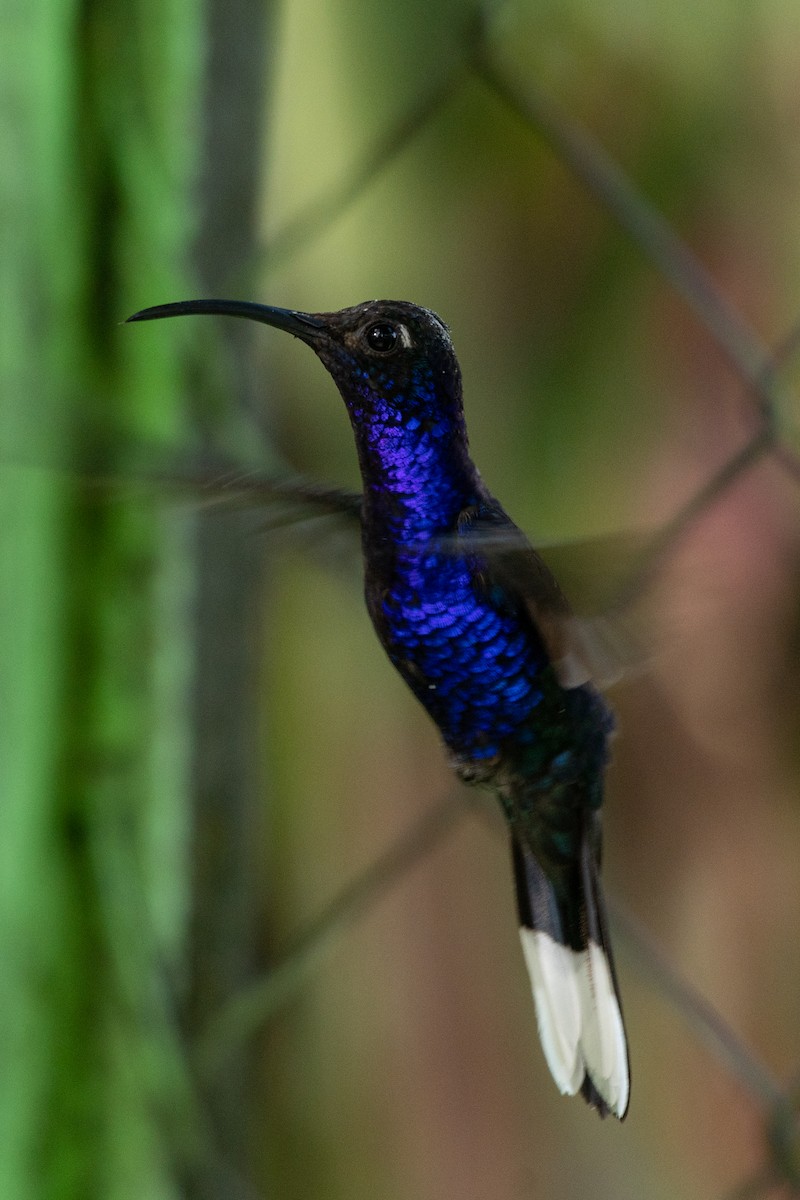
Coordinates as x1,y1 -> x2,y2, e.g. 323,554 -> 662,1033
146,4 -> 800,1195
161,7 -> 800,1197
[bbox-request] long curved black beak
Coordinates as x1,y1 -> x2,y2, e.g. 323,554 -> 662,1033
126,299 -> 326,344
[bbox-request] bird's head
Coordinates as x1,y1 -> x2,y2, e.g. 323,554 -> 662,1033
127,298 -> 463,429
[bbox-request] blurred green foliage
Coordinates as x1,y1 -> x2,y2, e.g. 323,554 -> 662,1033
1,0 -> 200,1196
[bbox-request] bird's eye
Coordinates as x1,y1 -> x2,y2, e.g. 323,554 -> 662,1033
364,322 -> 399,354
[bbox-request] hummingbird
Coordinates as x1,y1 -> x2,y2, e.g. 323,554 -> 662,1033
127,297 -> 630,1119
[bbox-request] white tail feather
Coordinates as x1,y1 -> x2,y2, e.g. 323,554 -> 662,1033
520,929 -> 583,1094
579,942 -> 629,1116
520,928 -> 629,1118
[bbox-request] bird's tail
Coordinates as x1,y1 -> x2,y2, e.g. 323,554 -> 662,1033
512,829 -> 629,1119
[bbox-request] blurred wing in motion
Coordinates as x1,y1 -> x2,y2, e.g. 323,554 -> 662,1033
9,438 -> 657,650
452,505 -> 652,690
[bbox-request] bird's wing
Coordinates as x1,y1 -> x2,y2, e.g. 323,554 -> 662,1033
455,504 -> 639,690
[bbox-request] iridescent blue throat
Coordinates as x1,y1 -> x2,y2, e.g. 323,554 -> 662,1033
348,360 -> 478,541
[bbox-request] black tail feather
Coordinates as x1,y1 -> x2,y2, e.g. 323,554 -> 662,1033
511,829 -> 630,1119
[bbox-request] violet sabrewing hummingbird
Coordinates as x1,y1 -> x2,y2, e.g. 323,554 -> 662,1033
127,297 -> 630,1119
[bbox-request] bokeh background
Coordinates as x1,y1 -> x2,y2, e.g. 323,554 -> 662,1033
4,1 -> 800,1197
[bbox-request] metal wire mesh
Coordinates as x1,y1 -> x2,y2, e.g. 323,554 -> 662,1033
174,8 -> 800,1196
26,4 -> 799,1196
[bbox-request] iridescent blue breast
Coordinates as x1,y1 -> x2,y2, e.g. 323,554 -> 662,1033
371,546 -> 556,766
